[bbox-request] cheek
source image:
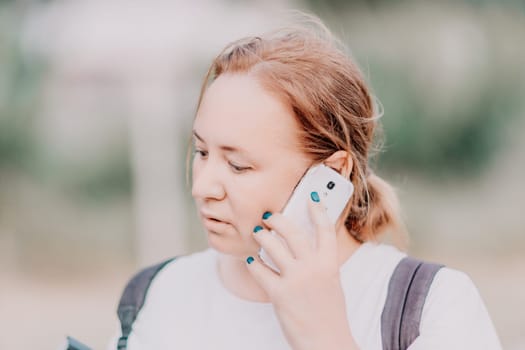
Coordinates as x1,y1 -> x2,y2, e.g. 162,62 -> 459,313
265,168 -> 304,208
228,181 -> 268,231
229,174 -> 296,225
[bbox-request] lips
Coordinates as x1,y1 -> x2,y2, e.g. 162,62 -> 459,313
199,210 -> 229,224
203,218 -> 232,236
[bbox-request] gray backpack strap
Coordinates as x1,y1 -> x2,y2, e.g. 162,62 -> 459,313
117,257 -> 177,350
381,256 -> 444,350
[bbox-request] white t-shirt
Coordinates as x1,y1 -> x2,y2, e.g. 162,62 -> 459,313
109,242 -> 502,349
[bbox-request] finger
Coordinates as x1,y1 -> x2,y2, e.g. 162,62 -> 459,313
261,211 -> 313,259
308,191 -> 337,252
252,225 -> 294,273
245,255 -> 279,296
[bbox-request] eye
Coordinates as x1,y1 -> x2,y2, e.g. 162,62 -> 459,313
229,162 -> 250,173
193,146 -> 250,173
193,148 -> 208,158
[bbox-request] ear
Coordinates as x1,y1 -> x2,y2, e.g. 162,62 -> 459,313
323,150 -> 353,179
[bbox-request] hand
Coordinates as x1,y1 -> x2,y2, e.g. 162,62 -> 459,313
246,192 -> 360,350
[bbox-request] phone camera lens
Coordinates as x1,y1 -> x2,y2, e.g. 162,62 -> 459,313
327,181 -> 335,190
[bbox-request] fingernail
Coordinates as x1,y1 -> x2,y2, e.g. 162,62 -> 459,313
247,256 -> 255,264
310,191 -> 320,202
253,225 -> 263,233
262,211 -> 272,220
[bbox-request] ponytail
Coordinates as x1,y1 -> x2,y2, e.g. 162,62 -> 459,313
345,172 -> 407,249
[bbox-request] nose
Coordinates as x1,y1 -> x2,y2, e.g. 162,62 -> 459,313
191,159 -> 226,201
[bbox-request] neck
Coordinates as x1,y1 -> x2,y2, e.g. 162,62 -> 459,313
216,225 -> 362,303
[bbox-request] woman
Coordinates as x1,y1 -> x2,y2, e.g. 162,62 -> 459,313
110,18 -> 501,350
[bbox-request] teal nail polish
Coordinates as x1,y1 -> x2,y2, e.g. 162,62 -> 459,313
310,191 -> 320,202
253,225 -> 263,233
247,256 -> 254,264
262,211 -> 272,220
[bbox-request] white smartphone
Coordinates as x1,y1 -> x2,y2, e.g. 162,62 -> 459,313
258,163 -> 354,273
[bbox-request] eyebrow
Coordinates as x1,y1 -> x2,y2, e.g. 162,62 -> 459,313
192,130 -> 248,155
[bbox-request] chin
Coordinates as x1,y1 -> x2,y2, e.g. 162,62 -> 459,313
206,231 -> 259,259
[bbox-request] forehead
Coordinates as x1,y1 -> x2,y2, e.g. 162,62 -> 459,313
193,73 -> 302,154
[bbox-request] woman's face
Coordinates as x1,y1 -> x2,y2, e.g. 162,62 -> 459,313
192,73 -> 313,258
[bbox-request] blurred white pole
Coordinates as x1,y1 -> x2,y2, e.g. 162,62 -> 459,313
127,79 -> 188,265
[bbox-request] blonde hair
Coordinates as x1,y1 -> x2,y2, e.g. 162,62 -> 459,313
190,16 -> 407,246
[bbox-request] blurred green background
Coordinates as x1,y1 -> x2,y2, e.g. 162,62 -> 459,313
1,0 -> 524,349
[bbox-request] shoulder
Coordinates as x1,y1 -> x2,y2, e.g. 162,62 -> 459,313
120,249 -> 219,348
146,248 -> 217,298
428,267 -> 477,298
423,267 -> 490,320
412,267 -> 502,349
155,248 -> 216,278
424,267 -> 488,317
119,248 -> 217,313
130,249 -> 218,327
